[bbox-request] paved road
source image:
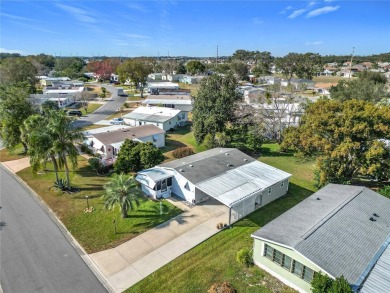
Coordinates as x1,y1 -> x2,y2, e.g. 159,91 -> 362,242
73,84 -> 128,128
0,167 -> 108,293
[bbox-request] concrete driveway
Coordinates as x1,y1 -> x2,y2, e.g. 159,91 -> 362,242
90,197 -> 229,292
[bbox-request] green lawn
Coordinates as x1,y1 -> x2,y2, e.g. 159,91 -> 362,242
82,103 -> 102,115
128,144 -> 316,293
0,144 -> 27,162
17,156 -> 182,253
161,127 -> 203,161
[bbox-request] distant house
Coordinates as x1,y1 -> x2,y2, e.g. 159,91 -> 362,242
281,78 -> 316,89
314,82 -> 337,95
147,82 -> 180,93
148,73 -> 165,81
141,94 -> 193,112
122,106 -> 187,131
39,77 -> 71,87
259,76 -> 281,85
85,125 -> 165,165
44,87 -> 84,95
29,93 -> 76,109
166,74 -> 186,82
251,184 -> 390,293
136,148 -> 291,224
179,75 -> 204,84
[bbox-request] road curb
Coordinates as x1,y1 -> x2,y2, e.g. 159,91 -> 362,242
0,163 -> 117,293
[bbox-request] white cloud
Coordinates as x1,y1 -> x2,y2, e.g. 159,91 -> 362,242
252,17 -> 264,25
56,3 -> 96,23
0,12 -> 33,22
307,5 -> 340,17
123,33 -> 150,39
279,6 -> 293,14
127,3 -> 150,13
288,9 -> 306,19
0,48 -> 25,54
305,41 -> 323,45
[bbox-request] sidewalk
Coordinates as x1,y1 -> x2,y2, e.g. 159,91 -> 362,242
1,157 -> 30,173
90,198 -> 229,292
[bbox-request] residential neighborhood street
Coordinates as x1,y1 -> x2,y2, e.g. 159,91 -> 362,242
0,166 -> 108,293
73,84 -> 128,128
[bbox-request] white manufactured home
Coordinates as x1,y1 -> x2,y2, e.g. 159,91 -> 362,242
136,148 -> 291,224
122,106 -> 188,131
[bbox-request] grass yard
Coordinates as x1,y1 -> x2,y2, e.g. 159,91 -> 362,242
0,144 -> 27,162
162,127 -> 203,161
312,76 -> 347,83
128,144 -> 316,293
106,110 -> 133,120
17,156 -> 182,253
82,103 -> 102,115
177,82 -> 199,96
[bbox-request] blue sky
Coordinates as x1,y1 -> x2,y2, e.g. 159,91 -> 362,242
1,1 -> 389,57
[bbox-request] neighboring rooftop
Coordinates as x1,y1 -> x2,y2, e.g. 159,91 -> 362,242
252,184 -> 390,287
123,106 -> 182,123
91,124 -> 164,145
142,95 -> 193,105
83,125 -> 131,136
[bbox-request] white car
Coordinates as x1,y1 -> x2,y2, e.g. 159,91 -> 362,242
110,118 -> 124,125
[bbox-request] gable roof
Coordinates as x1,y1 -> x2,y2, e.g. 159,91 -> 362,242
123,106 -> 182,123
91,125 -> 164,145
252,184 -> 390,287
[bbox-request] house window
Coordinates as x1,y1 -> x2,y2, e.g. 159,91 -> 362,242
167,177 -> 172,186
268,187 -> 272,194
184,182 -> 190,191
156,181 -> 161,191
292,260 -> 304,278
264,244 -> 274,260
281,181 -> 284,188
264,244 -> 315,283
282,255 -> 292,271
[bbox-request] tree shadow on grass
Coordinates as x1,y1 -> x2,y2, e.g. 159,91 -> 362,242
234,183 -> 314,228
258,147 -> 294,158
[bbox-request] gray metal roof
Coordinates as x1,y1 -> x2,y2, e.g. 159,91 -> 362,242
122,112 -> 173,123
252,184 -> 390,286
159,148 -> 256,184
136,167 -> 173,188
196,161 -> 291,207
142,95 -> 193,105
360,243 -> 390,293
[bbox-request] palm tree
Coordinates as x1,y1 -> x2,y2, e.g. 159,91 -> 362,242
103,174 -> 141,218
22,114 -> 60,181
48,111 -> 84,189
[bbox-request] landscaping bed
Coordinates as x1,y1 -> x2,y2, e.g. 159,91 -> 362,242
17,156 -> 182,253
0,144 -> 27,162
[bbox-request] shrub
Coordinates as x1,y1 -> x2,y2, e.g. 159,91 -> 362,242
80,144 -> 93,155
208,282 -> 236,293
172,147 -> 194,159
379,185 -> 390,198
88,157 -> 102,171
236,248 -> 253,267
311,272 -> 333,293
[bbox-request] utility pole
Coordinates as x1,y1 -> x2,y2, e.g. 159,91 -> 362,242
348,46 -> 355,80
216,45 -> 219,70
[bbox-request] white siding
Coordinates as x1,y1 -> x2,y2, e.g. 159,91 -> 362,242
171,171 -> 196,202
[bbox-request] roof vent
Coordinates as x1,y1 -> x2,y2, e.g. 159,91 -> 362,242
244,158 -> 248,161
316,197 -> 321,200
179,169 -> 184,172
369,217 -> 377,222
227,164 -> 233,167
373,213 -> 379,217
189,164 -> 193,167
225,153 -> 229,155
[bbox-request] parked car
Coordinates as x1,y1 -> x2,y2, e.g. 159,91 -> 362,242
68,110 -> 82,117
110,118 -> 124,125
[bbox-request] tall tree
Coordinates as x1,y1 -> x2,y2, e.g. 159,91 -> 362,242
103,174 -> 141,218
54,57 -> 85,79
275,53 -> 300,80
22,114 -> 60,181
0,57 -> 37,88
185,60 -> 206,75
86,58 -> 120,81
117,59 -> 153,98
193,74 -> 242,144
0,84 -> 36,153
230,61 -> 249,80
47,111 -> 85,188
330,71 -> 388,103
114,140 -> 164,173
276,52 -> 321,80
281,99 -> 390,187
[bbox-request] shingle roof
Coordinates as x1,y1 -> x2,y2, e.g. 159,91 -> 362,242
252,184 -> 390,287
159,148 -> 255,183
92,125 -> 164,145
